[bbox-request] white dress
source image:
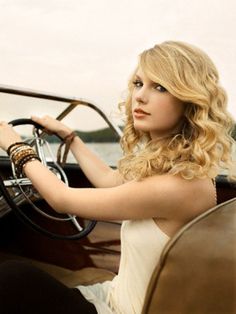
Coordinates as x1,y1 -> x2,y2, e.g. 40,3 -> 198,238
76,219 -> 170,314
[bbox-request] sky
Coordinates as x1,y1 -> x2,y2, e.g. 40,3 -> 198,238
0,0 -> 236,129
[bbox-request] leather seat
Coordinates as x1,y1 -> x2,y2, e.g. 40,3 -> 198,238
142,197 -> 236,314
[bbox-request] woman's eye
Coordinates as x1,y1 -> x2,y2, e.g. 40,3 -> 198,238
155,84 -> 167,92
133,80 -> 143,88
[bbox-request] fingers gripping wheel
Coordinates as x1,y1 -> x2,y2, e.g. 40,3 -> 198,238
0,118 -> 96,240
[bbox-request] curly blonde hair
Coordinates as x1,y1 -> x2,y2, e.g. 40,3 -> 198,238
118,41 -> 235,181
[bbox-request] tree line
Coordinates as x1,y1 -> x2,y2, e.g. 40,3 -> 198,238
46,127 -> 121,143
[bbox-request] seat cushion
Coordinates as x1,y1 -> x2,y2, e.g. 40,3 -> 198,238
142,198 -> 236,314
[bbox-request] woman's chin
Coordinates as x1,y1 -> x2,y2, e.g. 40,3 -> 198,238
133,122 -> 149,133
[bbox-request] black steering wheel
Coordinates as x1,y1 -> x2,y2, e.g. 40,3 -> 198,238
0,118 -> 96,239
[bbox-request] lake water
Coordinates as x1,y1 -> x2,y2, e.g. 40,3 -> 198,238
54,142 -> 123,166
0,142 -> 123,166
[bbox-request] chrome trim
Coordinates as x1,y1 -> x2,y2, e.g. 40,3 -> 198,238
4,178 -> 32,187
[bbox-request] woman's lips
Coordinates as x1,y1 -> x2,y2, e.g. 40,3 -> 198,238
133,108 -> 150,118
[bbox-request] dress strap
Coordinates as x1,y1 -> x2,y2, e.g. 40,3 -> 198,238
212,178 -> 218,205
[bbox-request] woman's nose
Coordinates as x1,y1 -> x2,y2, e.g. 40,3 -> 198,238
134,87 -> 148,104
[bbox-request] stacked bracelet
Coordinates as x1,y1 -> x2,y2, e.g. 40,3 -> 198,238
7,142 -> 41,176
7,142 -> 28,155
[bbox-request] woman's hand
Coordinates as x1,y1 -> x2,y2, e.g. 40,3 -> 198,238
0,122 -> 22,151
31,115 -> 73,139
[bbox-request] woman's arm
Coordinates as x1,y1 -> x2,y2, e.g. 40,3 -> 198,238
23,159 -> 204,222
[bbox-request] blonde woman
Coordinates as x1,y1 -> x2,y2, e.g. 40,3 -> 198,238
0,41 -> 234,314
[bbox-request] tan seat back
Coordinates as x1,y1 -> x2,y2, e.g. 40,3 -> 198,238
142,197 -> 236,314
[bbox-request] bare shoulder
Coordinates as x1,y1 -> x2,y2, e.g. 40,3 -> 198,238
147,174 -> 216,221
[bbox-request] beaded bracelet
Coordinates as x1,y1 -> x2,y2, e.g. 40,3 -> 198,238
18,155 -> 41,175
10,145 -> 32,157
57,131 -> 77,166
17,152 -> 38,168
22,157 -> 41,174
11,148 -> 35,162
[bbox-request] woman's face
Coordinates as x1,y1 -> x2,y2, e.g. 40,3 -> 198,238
131,68 -> 185,139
